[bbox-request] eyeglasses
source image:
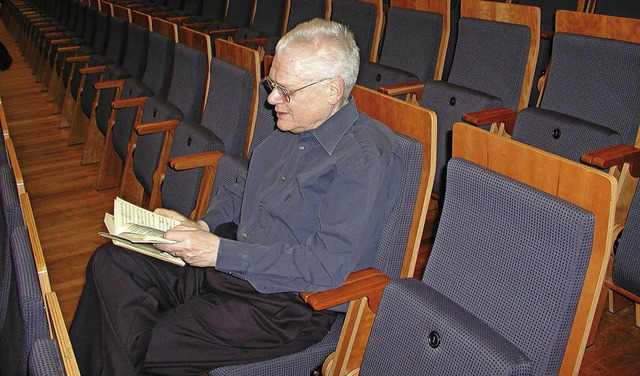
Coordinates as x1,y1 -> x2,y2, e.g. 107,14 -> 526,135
265,76 -> 331,103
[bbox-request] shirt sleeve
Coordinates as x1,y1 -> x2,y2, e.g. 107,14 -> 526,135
199,170 -> 246,231
215,152 -> 400,294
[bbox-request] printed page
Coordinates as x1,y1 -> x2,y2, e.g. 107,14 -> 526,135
114,197 -> 180,232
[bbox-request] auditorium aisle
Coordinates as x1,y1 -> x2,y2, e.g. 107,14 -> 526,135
0,17 -> 638,376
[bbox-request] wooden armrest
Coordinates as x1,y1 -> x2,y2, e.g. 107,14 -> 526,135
57,45 -> 81,53
94,79 -> 126,90
581,144 -> 640,178
184,22 -> 210,30
151,11 -> 172,17
44,31 -> 64,38
134,119 -> 181,135
300,268 -> 391,312
167,16 -> 190,23
36,24 -> 56,31
66,54 -> 91,63
238,37 -> 268,47
50,38 -> 71,45
462,107 -> 518,135
378,82 -> 425,100
79,65 -> 106,75
168,150 -> 224,170
208,28 -> 237,37
111,96 -> 149,109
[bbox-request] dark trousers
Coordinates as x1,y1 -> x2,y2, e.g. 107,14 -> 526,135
69,243 -> 337,376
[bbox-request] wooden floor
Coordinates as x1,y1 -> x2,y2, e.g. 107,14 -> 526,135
0,17 -> 639,375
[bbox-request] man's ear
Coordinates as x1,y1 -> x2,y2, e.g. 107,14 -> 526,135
327,77 -> 345,105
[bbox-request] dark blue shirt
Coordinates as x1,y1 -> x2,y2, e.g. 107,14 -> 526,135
201,99 -> 402,294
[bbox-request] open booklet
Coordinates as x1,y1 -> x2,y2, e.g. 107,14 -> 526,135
99,197 -> 186,266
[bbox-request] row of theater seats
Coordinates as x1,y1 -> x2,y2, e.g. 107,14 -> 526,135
2,0 -> 640,374
0,98 -> 79,375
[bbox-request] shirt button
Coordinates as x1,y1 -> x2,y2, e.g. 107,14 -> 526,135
258,201 -> 264,206
281,175 -> 287,181
299,145 -> 305,150
241,232 -> 248,238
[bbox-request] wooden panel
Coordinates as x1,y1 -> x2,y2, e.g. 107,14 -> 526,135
152,14 -> 179,41
19,192 -> 52,295
130,9 -> 152,29
45,292 -> 81,376
5,138 -> 24,194
352,85 -> 437,279
452,122 -> 616,375
112,3 -> 131,21
556,10 -> 640,44
391,0 -> 450,80
178,26 -> 212,118
461,0 -> 540,110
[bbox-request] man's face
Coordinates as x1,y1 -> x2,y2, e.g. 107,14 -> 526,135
267,49 -> 342,134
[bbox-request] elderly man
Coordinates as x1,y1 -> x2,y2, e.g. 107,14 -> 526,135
70,18 -> 402,375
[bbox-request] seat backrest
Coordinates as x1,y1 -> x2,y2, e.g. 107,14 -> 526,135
330,0 -> 384,63
90,8 -> 111,56
223,0 -> 254,28
592,0 -> 640,18
516,0 -> 585,32
359,153 -> 597,375
250,0 -> 290,38
351,85 -> 436,278
612,183 -> 640,297
422,0 -> 539,198
356,0 -> 449,90
452,122 -> 616,374
536,11 -> 640,148
203,80 -> 277,220
200,0 -> 227,21
447,0 -> 540,111
286,0 -> 329,32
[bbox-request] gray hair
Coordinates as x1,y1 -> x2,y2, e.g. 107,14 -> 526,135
275,18 -> 360,98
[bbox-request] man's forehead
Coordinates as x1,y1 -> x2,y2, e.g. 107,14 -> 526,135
272,49 -> 313,80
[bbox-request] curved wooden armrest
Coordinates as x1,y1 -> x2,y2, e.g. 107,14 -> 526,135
44,31 -> 64,38
168,150 -> 224,170
208,28 -> 237,38
66,54 -> 91,63
167,16 -> 190,23
152,11 -> 172,17
238,38 -> 268,47
184,22 -> 210,30
378,82 -> 425,100
581,144 -> 640,178
79,65 -> 106,75
94,79 -> 126,90
134,119 -> 181,135
57,45 -> 81,53
300,268 -> 391,312
111,96 -> 149,109
462,107 -> 518,135
50,38 -> 71,45
37,25 -> 56,31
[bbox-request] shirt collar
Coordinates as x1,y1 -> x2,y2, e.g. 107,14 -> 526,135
308,97 -> 358,155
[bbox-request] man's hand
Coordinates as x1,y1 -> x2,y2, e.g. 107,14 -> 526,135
153,208 -> 216,267
155,226 -> 220,267
154,208 -> 210,231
